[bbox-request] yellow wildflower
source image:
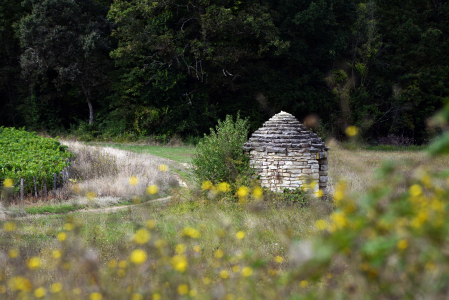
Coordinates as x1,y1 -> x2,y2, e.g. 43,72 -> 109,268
58,232 -> 67,241
189,289 -> 197,297
50,282 -> 62,293
8,276 -> 32,292
218,182 -> 231,192
130,249 -> 147,265
90,292 -> 103,300
203,277 -> 211,285
201,180 -> 213,190
397,239 -> 408,250
182,227 -> 201,238
3,178 -> 13,188
314,189 -> 324,198
220,270 -> 230,279
27,257 -> 41,270
158,164 -> 168,172
178,284 -> 189,295
133,228 -> 151,244
52,250 -> 62,259
274,256 -> 284,264
146,219 -> 157,229
129,176 -> 139,186
252,186 -> 263,199
409,184 -> 422,197
331,211 -> 347,229
175,243 -> 186,254
3,222 -> 16,232
171,255 -> 188,272
147,185 -> 158,195
315,219 -> 327,230
345,126 -> 358,137
236,231 -> 245,239
193,245 -> 201,252
132,293 -> 143,300
8,249 -> 19,258
214,249 -> 224,258
241,267 -> 253,277
34,287 -> 46,298
237,186 -> 249,198
300,280 -> 309,288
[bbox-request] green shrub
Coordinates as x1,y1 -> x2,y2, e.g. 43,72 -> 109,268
191,114 -> 252,186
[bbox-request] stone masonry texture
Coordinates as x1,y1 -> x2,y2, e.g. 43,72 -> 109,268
243,111 -> 329,197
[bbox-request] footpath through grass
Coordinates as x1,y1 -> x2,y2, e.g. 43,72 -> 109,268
97,143 -> 195,164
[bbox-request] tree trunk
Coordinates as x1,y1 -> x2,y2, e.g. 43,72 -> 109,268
84,87 -> 94,125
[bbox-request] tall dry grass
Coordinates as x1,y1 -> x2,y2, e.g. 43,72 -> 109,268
327,144 -> 449,195
62,141 -> 178,202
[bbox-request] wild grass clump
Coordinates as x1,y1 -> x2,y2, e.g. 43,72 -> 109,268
63,141 -> 178,201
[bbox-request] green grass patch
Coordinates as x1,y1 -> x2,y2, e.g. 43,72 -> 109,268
96,143 -> 195,164
24,204 -> 85,215
340,143 -> 426,152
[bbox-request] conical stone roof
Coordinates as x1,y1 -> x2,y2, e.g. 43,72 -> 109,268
243,111 -> 329,153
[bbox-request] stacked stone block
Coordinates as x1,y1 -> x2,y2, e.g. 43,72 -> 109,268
243,111 -> 329,196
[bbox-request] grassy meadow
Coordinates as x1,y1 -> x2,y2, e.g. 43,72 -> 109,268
1,141 -> 449,299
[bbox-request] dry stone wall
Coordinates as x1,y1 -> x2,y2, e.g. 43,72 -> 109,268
243,111 -> 329,197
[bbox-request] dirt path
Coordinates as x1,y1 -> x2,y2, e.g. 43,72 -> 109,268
73,196 -> 171,214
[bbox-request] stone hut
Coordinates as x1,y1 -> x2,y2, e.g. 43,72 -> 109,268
243,111 -> 329,196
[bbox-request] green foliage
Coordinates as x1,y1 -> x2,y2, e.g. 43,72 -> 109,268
192,114 -> 252,185
0,127 -> 72,193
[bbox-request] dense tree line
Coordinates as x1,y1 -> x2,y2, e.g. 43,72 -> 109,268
1,0 -> 448,143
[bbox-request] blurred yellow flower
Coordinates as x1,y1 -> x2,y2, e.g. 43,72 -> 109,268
201,180 -> 213,190
158,164 -> 168,172
34,287 -> 46,298
27,257 -> 41,270
314,189 -> 324,198
232,265 -> 240,272
218,182 -> 231,192
3,222 -> 16,232
8,249 -> 19,258
345,126 -> 358,137
300,280 -> 309,288
220,270 -> 230,279
155,239 -> 166,249
178,284 -> 189,295
3,178 -> 13,188
146,219 -> 157,229
58,232 -> 67,241
52,250 -> 62,259
189,289 -> 198,297
147,185 -> 158,195
274,256 -> 284,264
90,292 -> 103,300
8,276 -> 32,292
152,293 -> 161,300
129,176 -> 139,186
132,293 -> 143,300
50,282 -> 62,293
409,184 -> 422,197
171,255 -> 188,272
236,231 -> 245,239
73,288 -> 81,295
64,223 -> 74,231
203,277 -> 211,285
237,186 -> 250,198
133,228 -> 151,244
397,239 -> 408,250
193,245 -> 201,252
86,191 -> 96,201
315,219 -> 327,231
130,249 -> 147,265
241,267 -> 253,277
182,227 -> 201,238
175,243 -> 186,254
118,260 -> 128,268
331,212 -> 347,229
214,249 -> 224,258
252,186 -> 263,199
108,260 -> 117,268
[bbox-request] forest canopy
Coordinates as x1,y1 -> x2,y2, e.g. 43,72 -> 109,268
1,0 -> 448,143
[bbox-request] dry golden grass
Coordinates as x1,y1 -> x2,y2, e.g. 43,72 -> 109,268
61,141 -> 178,202
327,144 -> 449,195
